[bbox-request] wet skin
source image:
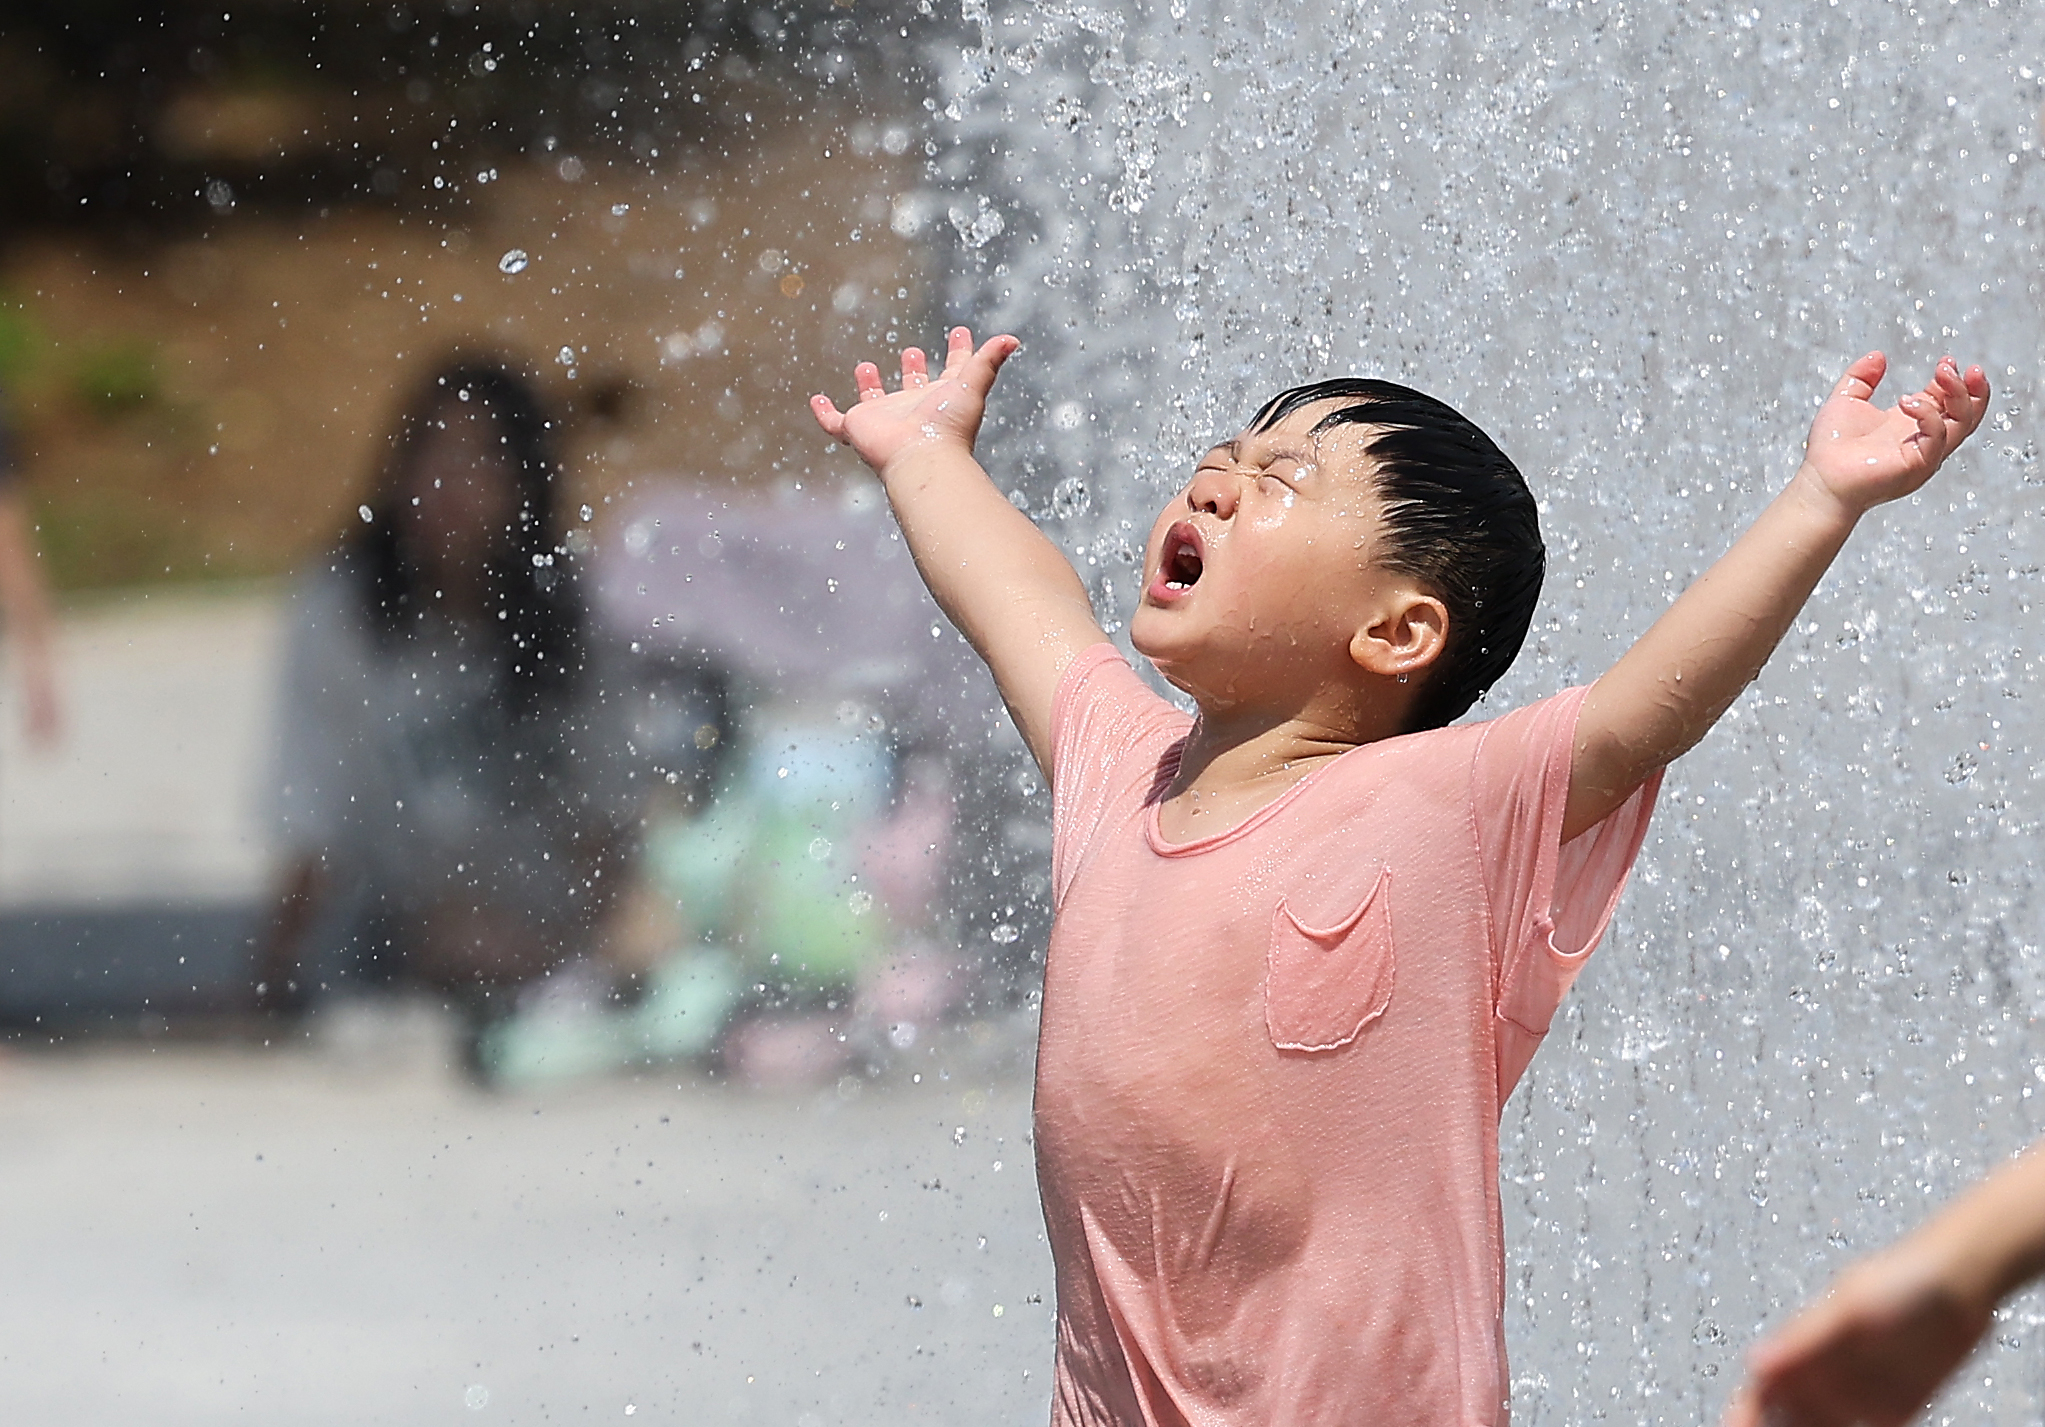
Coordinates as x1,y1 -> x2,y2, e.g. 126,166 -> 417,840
1130,405 -> 1452,842
1132,406 -> 1441,718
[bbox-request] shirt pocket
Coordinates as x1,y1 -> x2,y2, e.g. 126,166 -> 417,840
1263,868 -> 1395,1054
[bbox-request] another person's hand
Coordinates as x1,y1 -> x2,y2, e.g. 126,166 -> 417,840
1794,351 -> 1988,520
1723,1234 -> 1995,1427
810,326 -> 1018,477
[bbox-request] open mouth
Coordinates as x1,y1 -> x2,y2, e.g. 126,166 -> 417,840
1161,523 -> 1205,591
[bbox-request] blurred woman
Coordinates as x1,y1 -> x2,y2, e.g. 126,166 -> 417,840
258,356 -> 607,1019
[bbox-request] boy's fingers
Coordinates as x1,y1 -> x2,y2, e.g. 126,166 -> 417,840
1832,351 -> 1886,402
809,394 -> 848,441
1932,358 -> 1968,413
854,361 -> 885,402
902,346 -> 929,389
956,334 -> 1020,397
980,333 -> 1020,375
941,326 -> 975,378
1959,365 -> 1992,434
1899,392 -> 1945,451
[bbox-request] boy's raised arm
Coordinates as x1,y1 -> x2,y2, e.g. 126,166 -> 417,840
1563,352 -> 1989,842
812,327 -> 1107,773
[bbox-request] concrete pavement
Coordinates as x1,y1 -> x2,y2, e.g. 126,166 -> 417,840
0,1008 -> 1053,1426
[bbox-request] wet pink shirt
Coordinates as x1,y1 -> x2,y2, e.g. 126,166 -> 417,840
1038,645 -> 1659,1426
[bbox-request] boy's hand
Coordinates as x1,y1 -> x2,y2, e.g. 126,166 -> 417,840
811,327 -> 1019,477
1721,1236 -> 1994,1427
1795,352 -> 1990,519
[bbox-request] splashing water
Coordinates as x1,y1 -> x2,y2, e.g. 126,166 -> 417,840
1049,475 -> 1091,520
941,3 -> 2045,1418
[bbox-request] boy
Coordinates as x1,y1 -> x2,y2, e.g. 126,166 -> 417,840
811,334 -> 1987,1423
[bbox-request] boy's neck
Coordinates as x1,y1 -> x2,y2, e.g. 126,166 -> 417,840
1158,690 -> 1416,839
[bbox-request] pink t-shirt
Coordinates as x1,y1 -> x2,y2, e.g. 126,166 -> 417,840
1037,645 -> 1660,1426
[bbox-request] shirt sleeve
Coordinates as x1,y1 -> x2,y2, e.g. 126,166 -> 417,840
1048,643 -> 1187,906
1470,685 -> 1660,1095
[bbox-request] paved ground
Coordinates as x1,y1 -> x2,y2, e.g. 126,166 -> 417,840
0,1007 -> 1054,1427
0,584 -> 281,909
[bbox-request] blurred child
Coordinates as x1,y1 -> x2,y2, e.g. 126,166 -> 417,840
1725,1137 -> 2045,1426
811,332 -> 1987,1423
482,650 -> 963,1090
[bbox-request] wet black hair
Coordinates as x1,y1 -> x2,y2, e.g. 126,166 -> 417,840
352,354 -> 582,713
1248,378 -> 1543,731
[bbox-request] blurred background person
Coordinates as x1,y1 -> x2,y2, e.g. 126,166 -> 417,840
0,388 -> 59,747
256,356 -> 614,1036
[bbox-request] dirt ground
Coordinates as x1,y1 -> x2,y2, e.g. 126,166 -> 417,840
2,91 -> 931,590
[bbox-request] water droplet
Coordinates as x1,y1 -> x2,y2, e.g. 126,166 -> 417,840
358,504 -> 374,523
623,1408 -> 636,1418
1051,476 -> 1092,519
808,836 -> 833,861
558,346 -> 577,367
497,248 -> 529,274
849,889 -> 875,915
464,1384 -> 490,1410
947,194 -> 1006,248
990,922 -> 1020,944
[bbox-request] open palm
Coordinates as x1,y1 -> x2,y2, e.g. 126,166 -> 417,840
1801,351 -> 1989,514
811,327 -> 1018,475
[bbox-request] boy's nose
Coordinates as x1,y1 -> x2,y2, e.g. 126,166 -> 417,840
1187,467 -> 1239,518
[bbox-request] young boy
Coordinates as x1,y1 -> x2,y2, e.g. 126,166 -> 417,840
811,334 -> 1987,1423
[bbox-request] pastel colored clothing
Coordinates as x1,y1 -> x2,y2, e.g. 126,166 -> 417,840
1037,645 -> 1659,1426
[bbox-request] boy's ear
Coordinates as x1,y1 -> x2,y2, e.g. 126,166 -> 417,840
1348,588 -> 1449,681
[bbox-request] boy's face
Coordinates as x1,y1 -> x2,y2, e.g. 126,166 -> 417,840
1131,402 -> 1413,712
